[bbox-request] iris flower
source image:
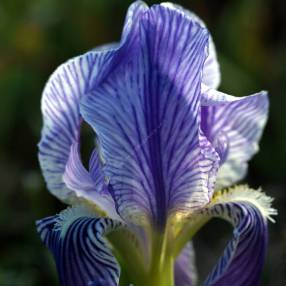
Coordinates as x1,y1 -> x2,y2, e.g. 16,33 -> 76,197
36,2 -> 276,286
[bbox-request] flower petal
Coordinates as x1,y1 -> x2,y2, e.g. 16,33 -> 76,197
201,86 -> 269,188
36,206 -> 123,286
201,186 -> 276,286
175,242 -> 197,286
81,4 -> 219,226
38,1 -> 147,202
161,3 -> 221,89
63,142 -> 104,194
63,141 -> 120,220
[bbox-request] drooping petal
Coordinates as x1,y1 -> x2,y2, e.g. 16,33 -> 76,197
175,242 -> 197,286
160,3 -> 221,89
201,86 -> 269,188
200,186 -> 276,286
36,206 -> 123,286
81,4 -> 219,227
38,1 -> 147,202
63,141 -> 120,220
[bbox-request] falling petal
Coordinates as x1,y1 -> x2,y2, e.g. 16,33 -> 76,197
36,206 -> 123,286
201,186 -> 276,286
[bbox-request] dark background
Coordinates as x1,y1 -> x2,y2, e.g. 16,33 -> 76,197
0,0 -> 285,285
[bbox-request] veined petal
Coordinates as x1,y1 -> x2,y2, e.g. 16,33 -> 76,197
81,4 -> 219,227
201,186 -> 276,286
63,142 -> 104,194
38,1 -> 147,202
36,206 -> 123,286
63,141 -> 120,220
175,242 -> 197,286
161,3 -> 220,89
201,86 -> 269,188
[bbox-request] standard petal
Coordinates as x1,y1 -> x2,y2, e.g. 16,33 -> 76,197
175,242 -> 197,286
201,86 -> 269,188
201,186 -> 276,286
38,1 -> 147,202
36,206 -> 123,286
160,3 -> 221,89
81,5 -> 219,227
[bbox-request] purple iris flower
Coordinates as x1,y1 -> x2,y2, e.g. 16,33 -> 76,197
36,2 -> 276,286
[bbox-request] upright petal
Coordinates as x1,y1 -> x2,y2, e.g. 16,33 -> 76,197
201,86 -> 269,188
160,3 -> 221,89
81,5 -> 219,227
175,242 -> 197,286
201,186 -> 276,286
36,206 -> 123,286
38,1 -> 147,202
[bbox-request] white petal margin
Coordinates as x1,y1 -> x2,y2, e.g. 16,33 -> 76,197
38,1 -> 148,202
161,3 -> 221,89
201,185 -> 277,286
201,85 -> 269,189
175,242 -> 198,286
36,206 -> 124,286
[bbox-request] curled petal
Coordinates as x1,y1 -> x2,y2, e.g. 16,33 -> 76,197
38,1 -> 147,202
201,86 -> 269,188
81,4 -> 219,226
175,242 -> 197,286
201,186 -> 276,286
38,50 -> 114,202
36,206 -> 123,286
63,141 -> 120,220
63,142 -> 104,193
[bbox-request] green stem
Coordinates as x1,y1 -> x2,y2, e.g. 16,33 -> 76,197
148,256 -> 174,286
147,231 -> 174,286
174,215 -> 210,257
108,224 -> 180,286
107,229 -> 147,284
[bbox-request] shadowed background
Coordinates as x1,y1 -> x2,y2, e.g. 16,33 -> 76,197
0,0 -> 285,285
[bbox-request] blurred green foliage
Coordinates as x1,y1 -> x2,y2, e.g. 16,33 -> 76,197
0,0 -> 285,285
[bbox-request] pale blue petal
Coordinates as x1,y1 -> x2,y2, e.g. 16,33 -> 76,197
201,86 -> 269,188
63,141 -> 103,193
63,141 -> 120,220
38,1 -> 147,202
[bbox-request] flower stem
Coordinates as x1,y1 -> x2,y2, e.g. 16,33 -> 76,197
147,231 -> 174,286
